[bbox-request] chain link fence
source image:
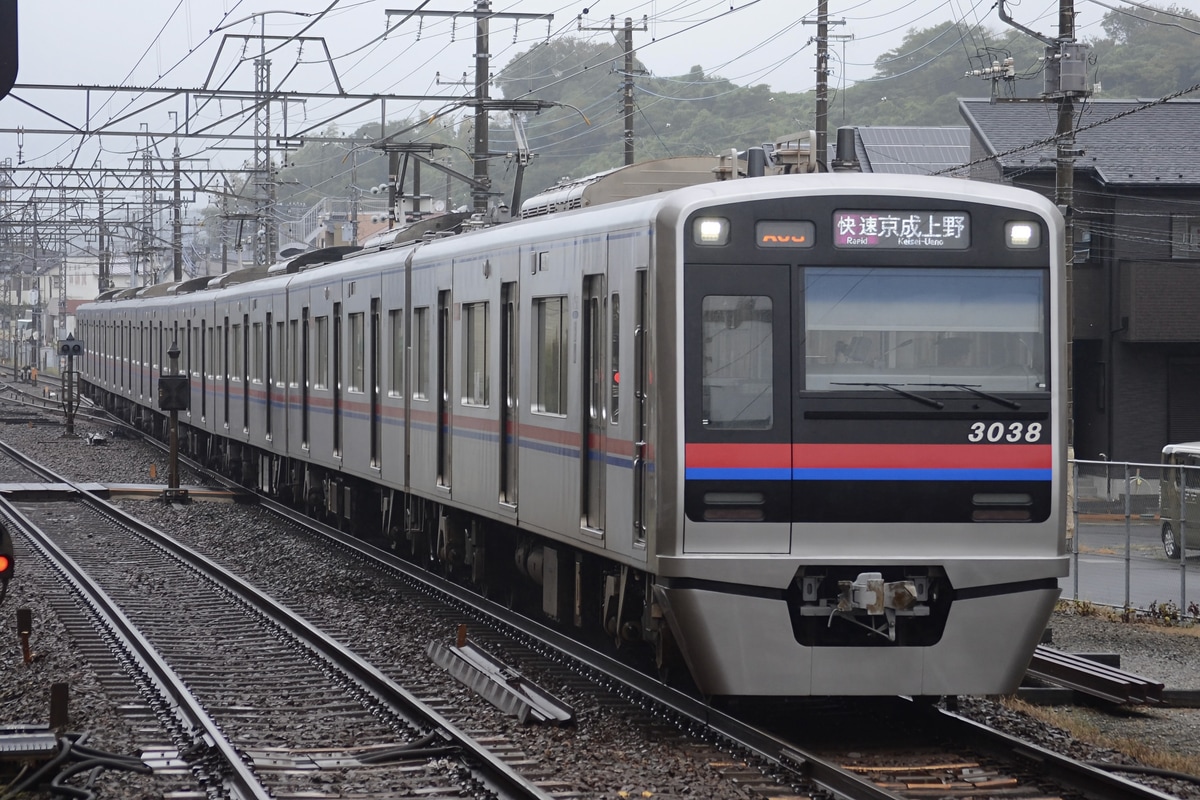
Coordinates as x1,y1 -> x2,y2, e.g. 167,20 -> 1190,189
1069,457 -> 1200,617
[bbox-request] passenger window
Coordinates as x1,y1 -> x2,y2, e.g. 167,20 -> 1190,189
314,316 -> 329,389
462,302 -> 489,406
348,312 -> 365,393
413,307 -> 430,400
701,295 -> 773,429
533,296 -> 567,415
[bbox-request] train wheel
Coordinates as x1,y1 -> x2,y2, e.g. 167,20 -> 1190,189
1163,523 -> 1181,559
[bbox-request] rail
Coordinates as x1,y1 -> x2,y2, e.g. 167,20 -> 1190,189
1027,645 -> 1164,705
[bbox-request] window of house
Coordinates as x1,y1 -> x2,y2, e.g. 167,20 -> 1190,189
1171,214 -> 1200,259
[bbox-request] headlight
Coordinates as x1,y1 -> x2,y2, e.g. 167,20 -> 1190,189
694,217 -> 729,245
1006,221 -> 1040,248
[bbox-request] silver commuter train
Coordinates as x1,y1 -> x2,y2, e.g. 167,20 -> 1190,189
76,171 -> 1068,697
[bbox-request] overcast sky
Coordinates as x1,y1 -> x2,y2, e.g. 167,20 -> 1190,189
5,0 -> 1200,171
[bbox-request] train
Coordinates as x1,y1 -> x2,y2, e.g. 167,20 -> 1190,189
76,161 -> 1068,698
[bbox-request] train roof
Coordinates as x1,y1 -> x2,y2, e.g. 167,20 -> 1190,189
520,156 -> 740,218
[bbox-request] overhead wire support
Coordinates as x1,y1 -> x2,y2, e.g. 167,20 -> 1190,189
803,1 -> 847,167
386,3 -> 554,213
997,0 -> 1092,446
579,14 -> 648,166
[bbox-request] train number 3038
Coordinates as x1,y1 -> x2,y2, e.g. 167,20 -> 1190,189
968,421 -> 1043,443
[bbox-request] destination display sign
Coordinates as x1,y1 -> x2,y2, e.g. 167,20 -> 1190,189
756,220 -> 815,248
834,210 -> 970,249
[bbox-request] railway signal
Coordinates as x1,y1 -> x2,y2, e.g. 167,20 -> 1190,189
0,525 -> 13,606
58,333 -> 84,437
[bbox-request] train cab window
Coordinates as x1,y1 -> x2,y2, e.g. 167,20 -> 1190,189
534,296 -> 567,416
349,312 -> 365,393
389,309 -> 403,396
413,307 -> 430,400
462,302 -> 489,406
314,316 -> 329,390
803,267 -> 1047,393
700,295 -> 773,429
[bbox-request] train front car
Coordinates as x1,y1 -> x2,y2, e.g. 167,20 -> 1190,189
653,173 -> 1067,697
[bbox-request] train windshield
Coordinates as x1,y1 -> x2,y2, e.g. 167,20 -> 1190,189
804,267 -> 1046,393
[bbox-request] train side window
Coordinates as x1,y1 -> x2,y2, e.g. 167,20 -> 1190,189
349,312 -> 365,393
275,320 -> 285,387
389,309 -> 403,396
462,302 -> 489,406
288,319 -> 299,387
701,294 -> 773,429
533,296 -> 567,416
314,316 -> 329,390
231,323 -> 243,382
413,307 -> 430,400
252,322 -> 264,383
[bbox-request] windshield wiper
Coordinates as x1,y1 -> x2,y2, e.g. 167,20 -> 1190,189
830,382 -> 944,409
908,383 -> 1021,410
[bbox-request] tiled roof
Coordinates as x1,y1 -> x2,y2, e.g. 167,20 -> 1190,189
958,97 -> 1200,185
853,126 -> 970,174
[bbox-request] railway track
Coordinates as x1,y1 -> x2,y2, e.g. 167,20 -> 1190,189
1,389 -> 1194,800
0,440 -> 559,800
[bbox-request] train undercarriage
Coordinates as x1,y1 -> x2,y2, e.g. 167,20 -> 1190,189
91,389 -> 678,679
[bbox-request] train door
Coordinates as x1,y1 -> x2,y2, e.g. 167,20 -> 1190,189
370,298 -> 382,470
200,319 -> 208,421
301,307 -> 311,450
436,289 -> 452,489
499,281 -> 518,506
222,317 -> 230,427
265,312 -> 274,441
581,274 -> 606,532
241,313 -> 250,432
682,264 -> 793,553
632,270 -> 648,547
333,302 -> 342,458
274,316 -> 286,443
185,321 -> 193,421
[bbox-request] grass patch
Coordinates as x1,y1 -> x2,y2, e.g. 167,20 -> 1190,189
999,696 -> 1199,776
1054,599 -> 1200,632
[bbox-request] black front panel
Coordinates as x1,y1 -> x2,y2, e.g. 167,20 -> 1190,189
682,190 -> 1055,524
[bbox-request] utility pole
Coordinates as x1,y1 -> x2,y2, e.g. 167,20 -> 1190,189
579,15 -> 648,166
473,0 -> 490,214
172,146 -> 183,282
804,0 -> 846,167
96,189 -> 110,291
254,28 -> 276,265
999,0 -> 1090,445
387,4 -> 554,214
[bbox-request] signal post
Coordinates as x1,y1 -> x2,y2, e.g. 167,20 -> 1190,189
57,333 -> 83,437
157,340 -> 190,503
